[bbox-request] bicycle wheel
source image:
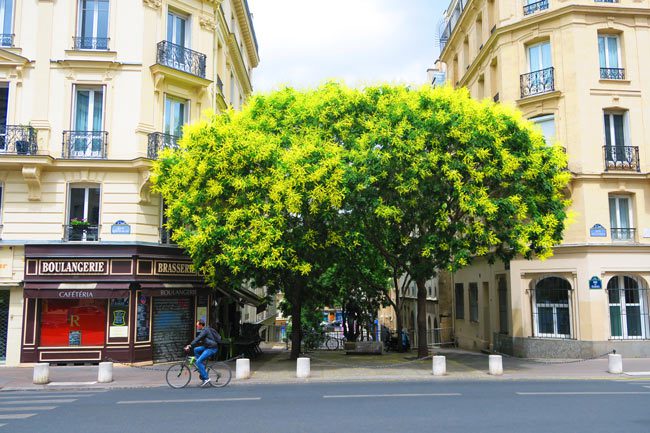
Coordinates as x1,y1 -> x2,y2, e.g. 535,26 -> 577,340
166,363 -> 191,389
325,337 -> 338,351
207,362 -> 232,388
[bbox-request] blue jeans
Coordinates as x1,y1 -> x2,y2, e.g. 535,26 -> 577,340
193,346 -> 218,380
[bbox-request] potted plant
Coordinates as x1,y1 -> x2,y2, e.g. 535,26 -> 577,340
69,218 -> 91,241
70,218 -> 90,228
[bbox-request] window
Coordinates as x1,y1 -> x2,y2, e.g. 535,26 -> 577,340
533,277 -> 571,338
167,10 -> 188,47
77,0 -> 109,50
608,276 -> 649,340
522,41 -> 554,97
163,96 -> 188,138
230,71 -> 236,106
455,283 -> 465,320
530,114 -> 556,145
40,299 -> 106,346
598,34 -> 623,79
67,185 -> 100,241
497,275 -> 508,334
0,0 -> 13,47
469,283 -> 479,322
72,86 -> 104,157
528,41 -> 551,72
609,196 -> 634,241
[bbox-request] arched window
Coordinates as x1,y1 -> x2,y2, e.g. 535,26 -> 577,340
533,277 -> 571,338
608,276 -> 649,339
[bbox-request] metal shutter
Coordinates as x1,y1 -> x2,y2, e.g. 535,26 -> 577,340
152,297 -> 194,363
0,291 -> 8,361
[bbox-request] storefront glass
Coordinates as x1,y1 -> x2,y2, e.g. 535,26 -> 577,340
40,299 -> 107,346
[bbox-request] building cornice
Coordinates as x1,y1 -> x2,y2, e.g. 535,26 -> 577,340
232,0 -> 259,68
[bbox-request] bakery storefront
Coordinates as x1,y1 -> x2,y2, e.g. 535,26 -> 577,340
21,244 -> 212,364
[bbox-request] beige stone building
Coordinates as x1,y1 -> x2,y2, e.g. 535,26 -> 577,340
0,0 -> 258,366
438,0 -> 650,357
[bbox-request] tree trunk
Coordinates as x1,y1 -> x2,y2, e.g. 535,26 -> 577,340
416,278 -> 428,358
393,302 -> 403,352
289,293 -> 302,360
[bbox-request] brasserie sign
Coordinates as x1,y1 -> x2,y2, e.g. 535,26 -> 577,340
155,261 -> 196,275
39,260 -> 108,275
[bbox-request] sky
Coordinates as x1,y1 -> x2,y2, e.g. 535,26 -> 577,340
246,1 -> 449,93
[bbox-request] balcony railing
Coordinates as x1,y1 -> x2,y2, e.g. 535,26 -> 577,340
611,228 -> 636,242
147,132 -> 179,159
62,131 -> 108,159
600,67 -> 625,80
438,0 -> 469,52
0,33 -> 13,47
595,0 -> 618,3
524,0 -> 549,16
73,36 -> 110,50
520,67 -> 555,98
64,224 -> 100,242
156,40 -> 206,78
603,146 -> 639,172
0,125 -> 38,155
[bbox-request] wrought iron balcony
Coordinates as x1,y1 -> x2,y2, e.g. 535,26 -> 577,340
147,132 -> 179,159
524,0 -> 549,16
62,131 -> 108,159
156,40 -> 206,78
64,224 -> 100,242
160,227 -> 175,245
0,125 -> 38,155
73,36 -> 110,50
520,67 -> 555,98
595,0 -> 618,3
611,228 -> 636,242
600,68 -> 625,80
0,33 -> 13,47
603,146 -> 639,172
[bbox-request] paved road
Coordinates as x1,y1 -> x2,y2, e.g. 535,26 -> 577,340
2,380 -> 650,433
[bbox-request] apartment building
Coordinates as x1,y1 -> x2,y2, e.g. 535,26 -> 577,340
438,0 -> 650,357
0,0 -> 259,366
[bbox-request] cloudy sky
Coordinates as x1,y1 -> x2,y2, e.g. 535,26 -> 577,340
247,0 -> 448,93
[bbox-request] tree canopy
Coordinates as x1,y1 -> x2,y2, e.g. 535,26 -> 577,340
152,82 -> 569,358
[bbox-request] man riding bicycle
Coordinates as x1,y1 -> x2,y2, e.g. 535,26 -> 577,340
184,320 -> 221,387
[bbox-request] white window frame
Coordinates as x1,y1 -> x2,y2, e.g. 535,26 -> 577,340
603,111 -> 629,148
67,184 -> 101,224
532,277 -> 572,339
71,85 -> 105,158
608,276 -> 648,340
527,40 -> 552,72
598,34 -> 621,69
163,95 -> 189,137
0,0 -> 13,37
530,114 -> 556,145
77,0 -> 109,40
167,9 -> 190,47
609,195 -> 634,241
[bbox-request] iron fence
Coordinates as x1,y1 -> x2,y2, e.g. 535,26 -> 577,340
62,130 -> 108,159
600,67 -> 625,80
73,36 -> 110,50
520,67 -> 555,98
156,40 -> 206,78
0,125 -> 37,155
611,228 -> 636,242
523,0 -> 549,16
147,132 -> 179,159
603,145 -> 639,171
0,33 -> 13,47
63,224 -> 100,242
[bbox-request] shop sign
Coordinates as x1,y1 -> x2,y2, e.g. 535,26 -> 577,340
155,261 -> 196,275
589,224 -> 607,237
111,220 -> 131,235
58,290 -> 95,298
39,260 -> 108,275
159,289 -> 196,296
589,276 -> 602,290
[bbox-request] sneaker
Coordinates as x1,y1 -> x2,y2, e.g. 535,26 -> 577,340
200,378 -> 212,387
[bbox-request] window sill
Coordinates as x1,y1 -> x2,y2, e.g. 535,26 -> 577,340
598,78 -> 631,84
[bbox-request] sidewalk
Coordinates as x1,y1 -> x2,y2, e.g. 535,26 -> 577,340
1,346 -> 649,391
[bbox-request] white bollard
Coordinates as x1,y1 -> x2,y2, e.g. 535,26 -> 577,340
296,357 -> 310,378
236,358 -> 251,380
98,362 -> 113,383
432,356 -> 446,376
489,355 -> 503,376
33,363 -> 50,384
608,353 -> 623,374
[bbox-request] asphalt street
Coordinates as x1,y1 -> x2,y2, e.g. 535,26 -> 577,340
2,380 -> 650,433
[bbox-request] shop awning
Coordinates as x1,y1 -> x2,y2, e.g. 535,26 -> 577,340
232,286 -> 266,308
137,282 -> 209,297
23,283 -> 131,299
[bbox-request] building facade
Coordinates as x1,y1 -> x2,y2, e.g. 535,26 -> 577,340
438,0 -> 650,357
0,0 -> 259,365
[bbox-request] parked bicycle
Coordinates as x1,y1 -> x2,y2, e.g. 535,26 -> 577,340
165,353 -> 232,389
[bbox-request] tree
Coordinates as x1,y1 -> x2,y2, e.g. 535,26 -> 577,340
343,85 -> 570,357
152,85 -> 356,359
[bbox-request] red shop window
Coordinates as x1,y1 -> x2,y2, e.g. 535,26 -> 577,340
40,299 -> 107,347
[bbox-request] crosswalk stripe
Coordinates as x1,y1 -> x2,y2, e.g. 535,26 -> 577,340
0,394 -> 91,400
0,399 -> 77,405
0,414 -> 36,420
0,406 -> 56,412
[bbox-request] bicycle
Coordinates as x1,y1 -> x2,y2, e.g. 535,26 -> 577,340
165,353 -> 232,389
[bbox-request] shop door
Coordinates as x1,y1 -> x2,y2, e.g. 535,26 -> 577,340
152,297 -> 194,362
0,291 -> 8,361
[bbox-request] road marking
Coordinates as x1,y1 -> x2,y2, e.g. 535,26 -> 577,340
47,382 -> 97,386
0,406 -> 56,412
0,399 -> 77,405
624,372 -> 650,376
117,397 -> 262,405
323,393 -> 461,399
0,394 -> 91,400
0,414 -> 36,420
517,392 -> 650,396
0,391 -> 105,395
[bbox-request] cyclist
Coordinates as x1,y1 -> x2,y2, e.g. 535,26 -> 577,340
184,320 -> 221,387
